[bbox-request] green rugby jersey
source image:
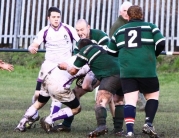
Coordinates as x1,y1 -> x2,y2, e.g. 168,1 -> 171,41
108,20 -> 165,78
74,45 -> 120,80
73,29 -> 109,54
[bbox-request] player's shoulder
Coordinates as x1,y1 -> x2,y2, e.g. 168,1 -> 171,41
40,25 -> 50,31
90,29 -> 108,36
91,29 -> 105,33
36,25 -> 50,35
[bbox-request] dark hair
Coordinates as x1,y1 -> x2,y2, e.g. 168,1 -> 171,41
47,7 -> 61,17
78,39 -> 93,50
127,5 -> 143,20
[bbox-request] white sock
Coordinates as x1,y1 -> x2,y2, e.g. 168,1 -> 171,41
45,115 -> 53,124
25,106 -> 37,118
52,107 -> 73,122
50,101 -> 62,115
31,95 -> 39,119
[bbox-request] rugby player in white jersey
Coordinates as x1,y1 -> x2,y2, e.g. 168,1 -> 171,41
14,56 -> 90,132
20,7 -> 80,129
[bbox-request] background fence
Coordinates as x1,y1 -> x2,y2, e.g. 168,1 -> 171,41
0,0 -> 179,53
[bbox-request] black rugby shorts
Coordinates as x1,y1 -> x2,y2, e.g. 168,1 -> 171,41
99,74 -> 123,96
120,77 -> 159,94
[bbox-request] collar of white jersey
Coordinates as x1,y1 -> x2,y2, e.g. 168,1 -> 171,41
49,22 -> 62,31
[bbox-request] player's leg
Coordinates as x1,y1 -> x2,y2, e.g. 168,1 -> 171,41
137,92 -> 146,111
14,94 -> 50,132
108,96 -> 115,117
121,78 -> 139,137
31,81 -> 42,121
113,93 -> 125,136
54,73 -> 99,132
141,77 -> 160,138
88,90 -> 112,137
41,97 -> 81,133
88,75 -> 121,138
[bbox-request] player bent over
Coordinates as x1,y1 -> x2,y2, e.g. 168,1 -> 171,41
14,56 -> 90,132
59,39 -> 125,137
53,19 -> 119,135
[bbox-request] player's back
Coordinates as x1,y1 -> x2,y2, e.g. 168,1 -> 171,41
79,45 -> 120,80
115,20 -> 163,78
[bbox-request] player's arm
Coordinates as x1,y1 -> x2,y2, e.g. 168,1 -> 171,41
28,42 -> 39,54
59,62 -> 79,75
106,36 -> 119,57
0,61 -> 14,72
28,28 -> 47,54
97,31 -> 110,46
155,40 -> 165,57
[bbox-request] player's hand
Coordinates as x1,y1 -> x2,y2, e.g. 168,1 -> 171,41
58,62 -> 68,70
0,63 -> 14,72
0,60 -> 4,64
28,46 -> 38,54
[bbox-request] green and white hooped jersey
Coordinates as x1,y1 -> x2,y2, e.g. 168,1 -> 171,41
74,45 -> 120,80
108,20 -> 165,78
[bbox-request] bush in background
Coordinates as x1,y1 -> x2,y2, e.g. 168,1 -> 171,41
0,52 -> 44,69
0,52 -> 179,72
157,55 -> 179,72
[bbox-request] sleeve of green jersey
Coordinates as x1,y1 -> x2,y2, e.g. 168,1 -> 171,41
96,30 -> 110,46
74,50 -> 88,69
151,24 -> 165,45
107,36 -> 119,53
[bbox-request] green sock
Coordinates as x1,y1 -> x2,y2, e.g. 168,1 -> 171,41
95,106 -> 107,126
62,116 -> 74,127
113,105 -> 124,132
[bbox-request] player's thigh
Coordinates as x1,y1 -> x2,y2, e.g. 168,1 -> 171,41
138,77 -> 159,94
38,61 -> 57,80
99,74 -> 122,95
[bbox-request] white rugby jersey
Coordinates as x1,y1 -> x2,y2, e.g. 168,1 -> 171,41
48,56 -> 90,89
33,23 -> 80,64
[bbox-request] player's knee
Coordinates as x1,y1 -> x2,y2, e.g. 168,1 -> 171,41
96,90 -> 113,106
113,95 -> 124,105
38,94 -> 50,103
72,105 -> 81,115
34,90 -> 40,98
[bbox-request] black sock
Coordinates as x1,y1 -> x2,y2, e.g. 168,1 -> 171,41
145,99 -> 159,125
95,106 -> 107,126
62,116 -> 74,128
113,105 -> 124,132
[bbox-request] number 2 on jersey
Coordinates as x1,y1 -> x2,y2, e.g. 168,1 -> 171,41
125,27 -> 141,48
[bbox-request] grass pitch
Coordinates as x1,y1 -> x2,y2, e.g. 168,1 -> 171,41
0,66 -> 178,138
